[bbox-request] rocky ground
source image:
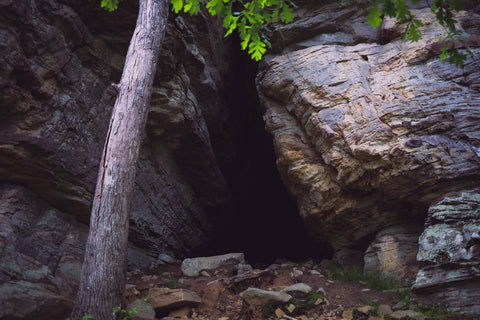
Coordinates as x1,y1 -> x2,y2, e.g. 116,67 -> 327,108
121,253 -> 477,320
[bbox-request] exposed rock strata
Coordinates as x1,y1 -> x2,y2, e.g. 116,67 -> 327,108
257,2 -> 480,314
258,6 -> 480,250
0,0 -> 230,257
364,224 -> 422,283
0,0 -> 230,318
0,184 -> 80,319
413,190 -> 480,315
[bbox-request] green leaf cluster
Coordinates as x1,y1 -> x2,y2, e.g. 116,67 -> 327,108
100,0 -> 470,64
100,0 -> 120,12
172,0 -> 296,60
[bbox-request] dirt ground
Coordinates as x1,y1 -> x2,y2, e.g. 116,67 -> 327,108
124,259 -> 409,320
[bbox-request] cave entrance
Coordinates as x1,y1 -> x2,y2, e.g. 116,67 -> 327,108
210,40 -> 333,266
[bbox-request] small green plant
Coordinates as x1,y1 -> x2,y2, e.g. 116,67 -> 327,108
325,264 -> 365,283
165,278 -> 179,289
113,297 -> 150,320
287,295 -> 302,308
414,305 -> 473,320
283,291 -> 325,315
260,303 -> 275,319
397,287 -> 412,310
365,299 -> 381,316
306,292 -> 325,306
325,264 -> 401,291
165,277 -> 188,289
73,316 -> 94,320
363,271 -> 400,291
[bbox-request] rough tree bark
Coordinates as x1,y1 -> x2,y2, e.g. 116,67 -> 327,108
71,0 -> 169,318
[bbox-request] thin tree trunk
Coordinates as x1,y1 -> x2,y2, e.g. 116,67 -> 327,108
71,0 -> 169,318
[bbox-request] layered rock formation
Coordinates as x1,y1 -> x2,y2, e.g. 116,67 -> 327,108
257,0 -> 480,314
0,0 -> 231,318
413,190 -> 480,314
259,2 -> 480,247
364,224 -> 422,284
2,0 -> 480,317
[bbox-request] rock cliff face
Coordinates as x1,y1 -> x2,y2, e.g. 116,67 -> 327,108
2,0 -> 480,317
0,0 -> 231,318
257,0 -> 480,314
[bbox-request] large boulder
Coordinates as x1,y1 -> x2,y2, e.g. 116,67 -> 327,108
413,190 -> 480,315
257,4 -> 480,250
257,1 -> 480,314
181,253 -> 245,277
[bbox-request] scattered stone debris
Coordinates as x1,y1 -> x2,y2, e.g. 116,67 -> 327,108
121,253 -> 478,320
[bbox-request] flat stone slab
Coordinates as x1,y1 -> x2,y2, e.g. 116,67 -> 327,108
181,253 -> 245,277
280,283 -> 313,295
241,288 -> 292,306
147,288 -> 202,312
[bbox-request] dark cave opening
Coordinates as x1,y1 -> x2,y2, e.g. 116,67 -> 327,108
210,40 -> 333,266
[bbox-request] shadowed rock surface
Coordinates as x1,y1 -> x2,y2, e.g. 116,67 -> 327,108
364,224 -> 423,284
0,0 -> 231,318
413,189 -> 480,315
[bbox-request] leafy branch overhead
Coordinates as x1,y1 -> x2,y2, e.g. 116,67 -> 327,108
101,0 -> 470,63
172,0 -> 295,61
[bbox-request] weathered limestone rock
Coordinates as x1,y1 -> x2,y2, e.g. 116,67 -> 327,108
258,4 -> 480,251
364,224 -> 422,282
0,281 -> 73,320
0,0 -> 230,259
413,190 -> 480,315
280,283 -> 313,296
389,310 -> 425,320
258,2 -> 480,314
54,256 -> 83,298
147,287 -> 202,312
181,253 -> 245,277
0,183 -> 85,319
241,288 -> 292,306
0,0 -> 231,317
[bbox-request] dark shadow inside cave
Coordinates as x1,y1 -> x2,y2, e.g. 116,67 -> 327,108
209,38 -> 333,266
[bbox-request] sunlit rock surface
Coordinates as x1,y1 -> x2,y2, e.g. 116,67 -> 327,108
258,6 -> 480,249
258,2 -> 480,314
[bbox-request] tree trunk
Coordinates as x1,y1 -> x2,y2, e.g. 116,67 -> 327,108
71,0 -> 169,318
